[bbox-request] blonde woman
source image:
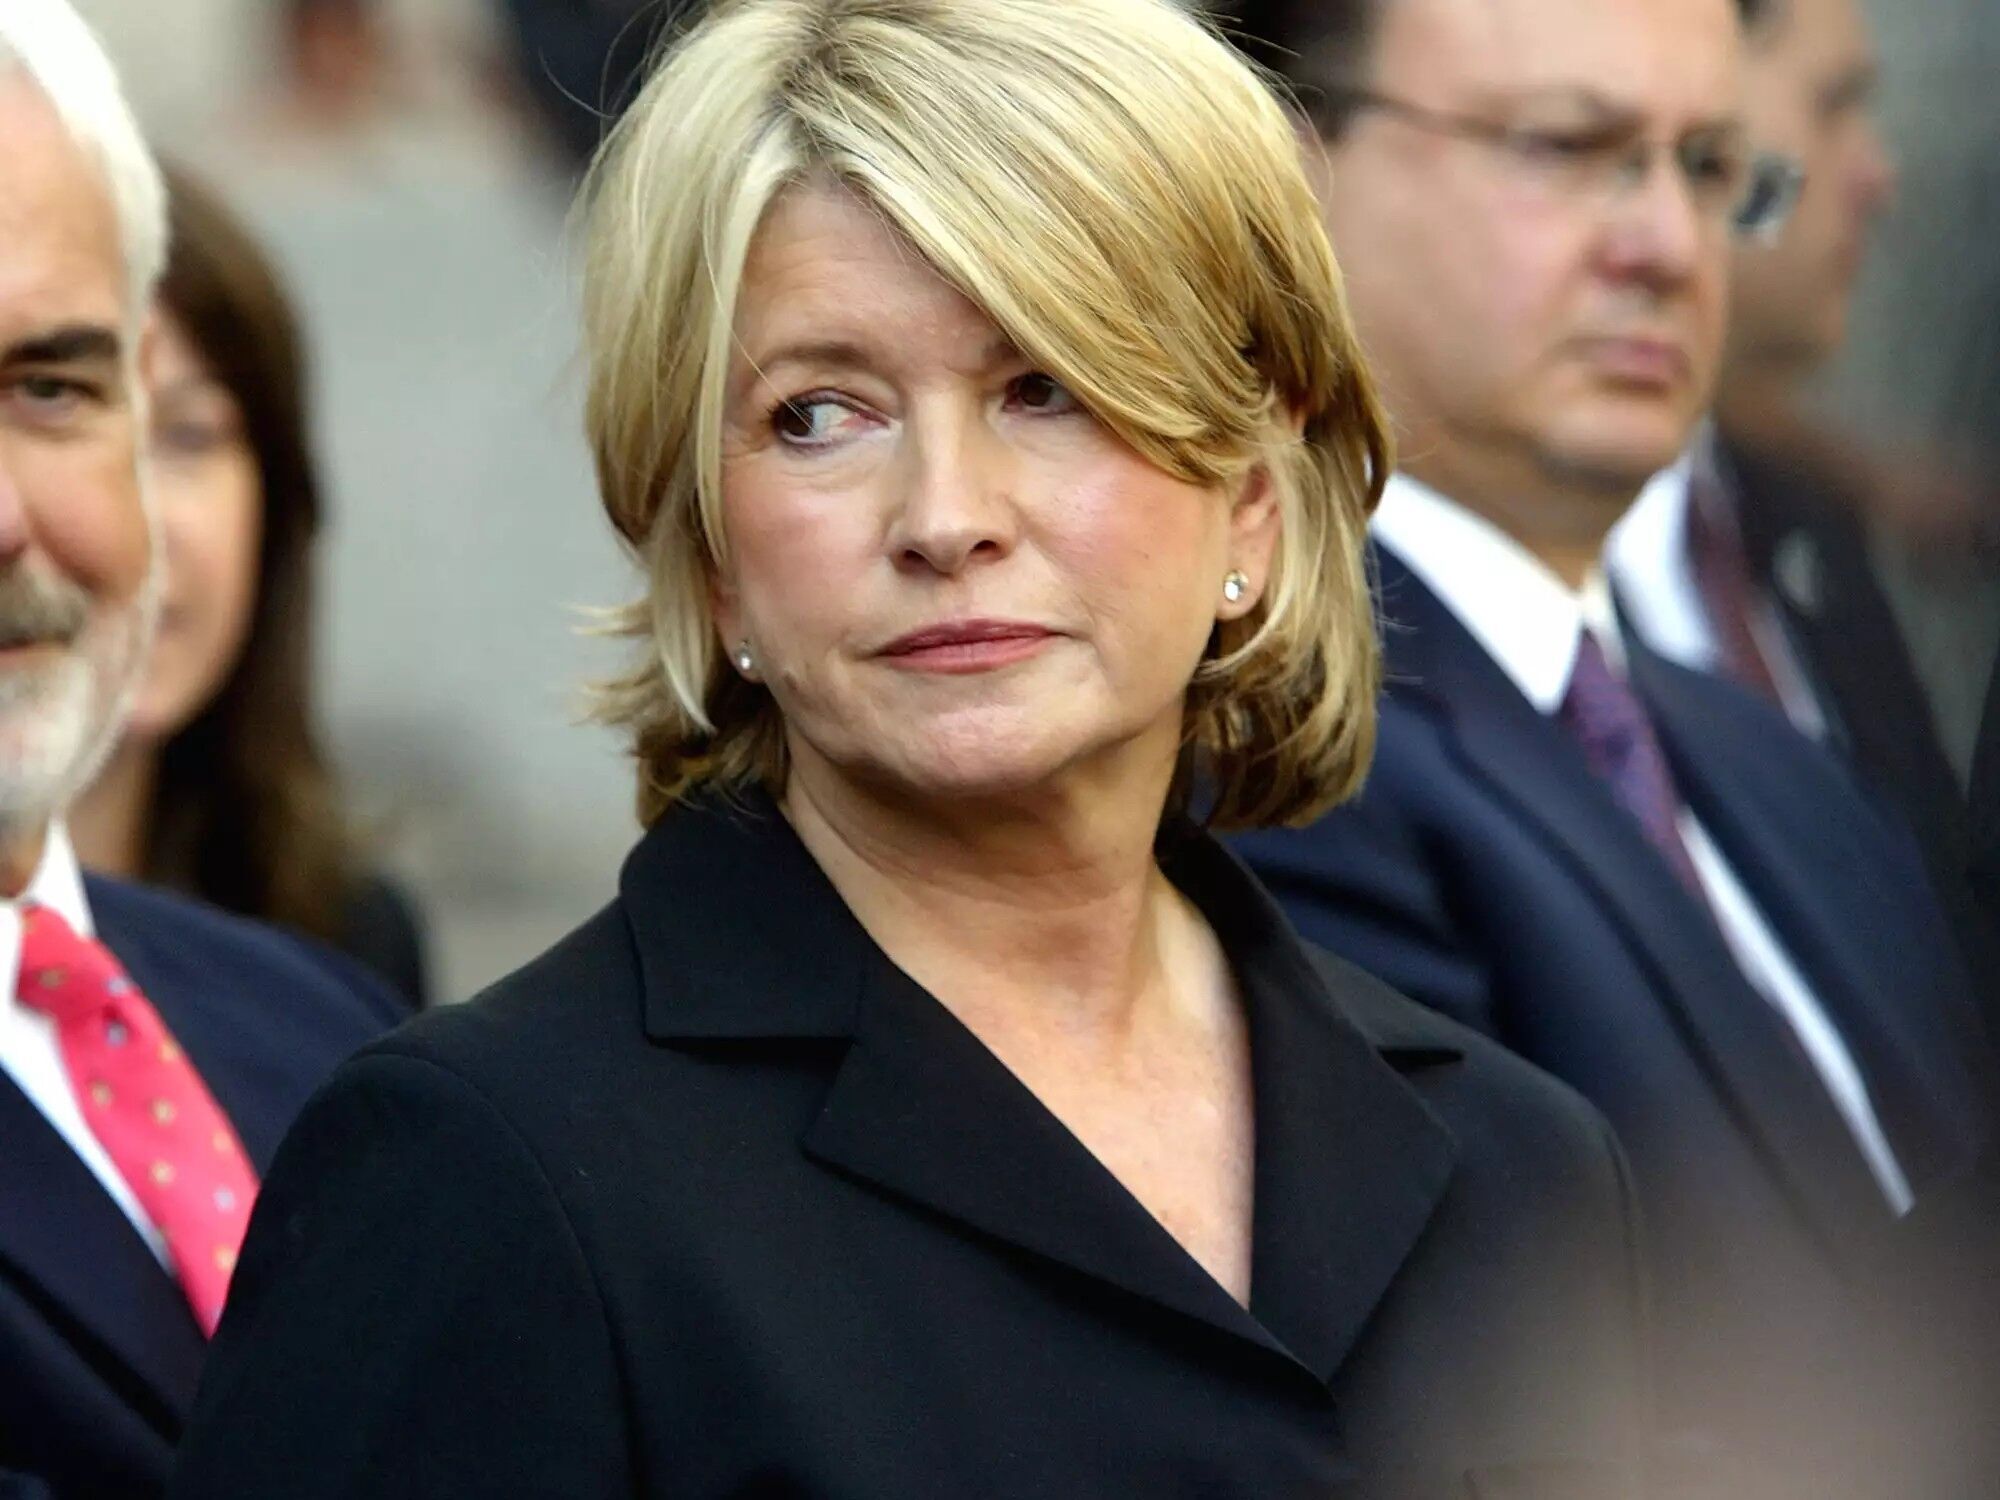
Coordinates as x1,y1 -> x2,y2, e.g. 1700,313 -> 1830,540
169,0 -> 1648,1493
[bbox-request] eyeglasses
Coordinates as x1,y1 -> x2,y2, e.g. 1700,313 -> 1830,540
1311,87 -> 1806,242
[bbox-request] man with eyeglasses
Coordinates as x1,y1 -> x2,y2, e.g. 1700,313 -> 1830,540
1225,0 -> 1997,1493
1606,0 -> 1995,1018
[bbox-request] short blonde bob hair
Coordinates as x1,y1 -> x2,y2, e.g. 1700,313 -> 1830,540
581,0 -> 1391,831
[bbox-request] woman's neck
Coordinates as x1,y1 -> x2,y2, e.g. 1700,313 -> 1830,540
782,753 -> 1193,1040
68,740 -> 157,879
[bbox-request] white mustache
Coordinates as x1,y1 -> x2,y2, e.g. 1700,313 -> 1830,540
0,567 -> 89,651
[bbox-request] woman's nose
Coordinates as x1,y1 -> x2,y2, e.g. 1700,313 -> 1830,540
885,417 -> 1021,576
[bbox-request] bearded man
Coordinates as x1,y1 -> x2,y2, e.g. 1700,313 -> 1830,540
0,6 -> 401,1496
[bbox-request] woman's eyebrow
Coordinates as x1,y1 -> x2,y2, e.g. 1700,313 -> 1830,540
733,332 -> 1025,403
751,337 -> 874,373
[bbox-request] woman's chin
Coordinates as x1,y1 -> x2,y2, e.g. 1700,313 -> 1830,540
841,728 -> 1152,811
865,751 -> 1071,805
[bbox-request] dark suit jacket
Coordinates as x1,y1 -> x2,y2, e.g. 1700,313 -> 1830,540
494,0 -> 685,167
0,876 -> 404,1500
1235,547 -> 1997,1498
1973,658 -> 2000,933
1720,432 -> 1995,1018
171,792 -> 1650,1499
336,874 -> 429,1010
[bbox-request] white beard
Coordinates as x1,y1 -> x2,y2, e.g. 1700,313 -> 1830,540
0,589 -> 154,837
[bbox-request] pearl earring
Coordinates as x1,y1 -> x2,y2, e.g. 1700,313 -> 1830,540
735,642 -> 755,674
1222,570 -> 1248,604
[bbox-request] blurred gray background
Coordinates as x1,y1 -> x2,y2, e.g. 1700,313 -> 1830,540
76,0 -> 636,1000
1820,0 -> 2000,779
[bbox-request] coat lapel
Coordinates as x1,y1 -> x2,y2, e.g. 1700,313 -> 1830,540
1375,548 -> 1899,1260
628,792 -> 1460,1387
0,1072 -> 206,1427
1170,834 -> 1459,1384
801,958 -> 1289,1363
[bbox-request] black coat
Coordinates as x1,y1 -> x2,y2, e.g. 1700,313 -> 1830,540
335,874 -> 430,1010
0,876 -> 405,1500
170,792 -> 1650,1499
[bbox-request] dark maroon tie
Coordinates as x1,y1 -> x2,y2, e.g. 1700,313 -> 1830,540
1557,632 -> 1708,899
1561,634 -> 1948,1200
1685,468 -> 1784,707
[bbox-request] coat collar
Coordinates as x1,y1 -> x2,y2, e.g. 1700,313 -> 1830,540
621,789 -> 1459,1386
625,791 -> 870,1042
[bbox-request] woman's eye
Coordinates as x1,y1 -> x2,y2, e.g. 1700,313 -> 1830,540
1007,372 -> 1079,414
771,396 -> 863,446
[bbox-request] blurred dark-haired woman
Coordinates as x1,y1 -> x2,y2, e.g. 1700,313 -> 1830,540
70,163 -> 429,1007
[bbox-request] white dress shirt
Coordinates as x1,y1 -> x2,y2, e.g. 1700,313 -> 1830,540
1374,474 -> 1913,1214
1608,443 -> 1829,739
0,825 -> 170,1263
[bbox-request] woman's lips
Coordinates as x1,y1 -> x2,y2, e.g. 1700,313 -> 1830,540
877,620 -> 1058,675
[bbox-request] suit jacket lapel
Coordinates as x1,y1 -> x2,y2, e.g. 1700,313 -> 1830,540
1723,437 -> 1968,865
0,1072 -> 206,1427
1375,548 -> 1898,1259
628,792 -> 1459,1387
1633,643 -> 1991,1198
93,908 -> 286,1171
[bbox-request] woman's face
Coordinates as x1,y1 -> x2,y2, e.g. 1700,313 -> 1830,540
126,312 -> 264,743
715,185 -> 1277,808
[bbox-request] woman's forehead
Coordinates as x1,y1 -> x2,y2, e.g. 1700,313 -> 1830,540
731,187 -> 1019,388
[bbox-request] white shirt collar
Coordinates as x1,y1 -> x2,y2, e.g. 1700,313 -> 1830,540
0,823 -> 96,1014
1373,472 -> 1624,713
0,824 -> 171,1263
25,821 -> 92,936
1604,448 -> 1714,671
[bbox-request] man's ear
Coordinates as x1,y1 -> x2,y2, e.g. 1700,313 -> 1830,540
134,306 -> 163,405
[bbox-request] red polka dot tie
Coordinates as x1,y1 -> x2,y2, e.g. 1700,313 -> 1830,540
16,902 -> 259,1336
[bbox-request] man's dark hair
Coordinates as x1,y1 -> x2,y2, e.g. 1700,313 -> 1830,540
1219,1 -> 1378,131
1221,0 -> 1777,133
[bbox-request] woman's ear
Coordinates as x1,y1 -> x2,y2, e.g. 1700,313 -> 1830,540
708,565 -> 744,664
1219,436 -> 1292,619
